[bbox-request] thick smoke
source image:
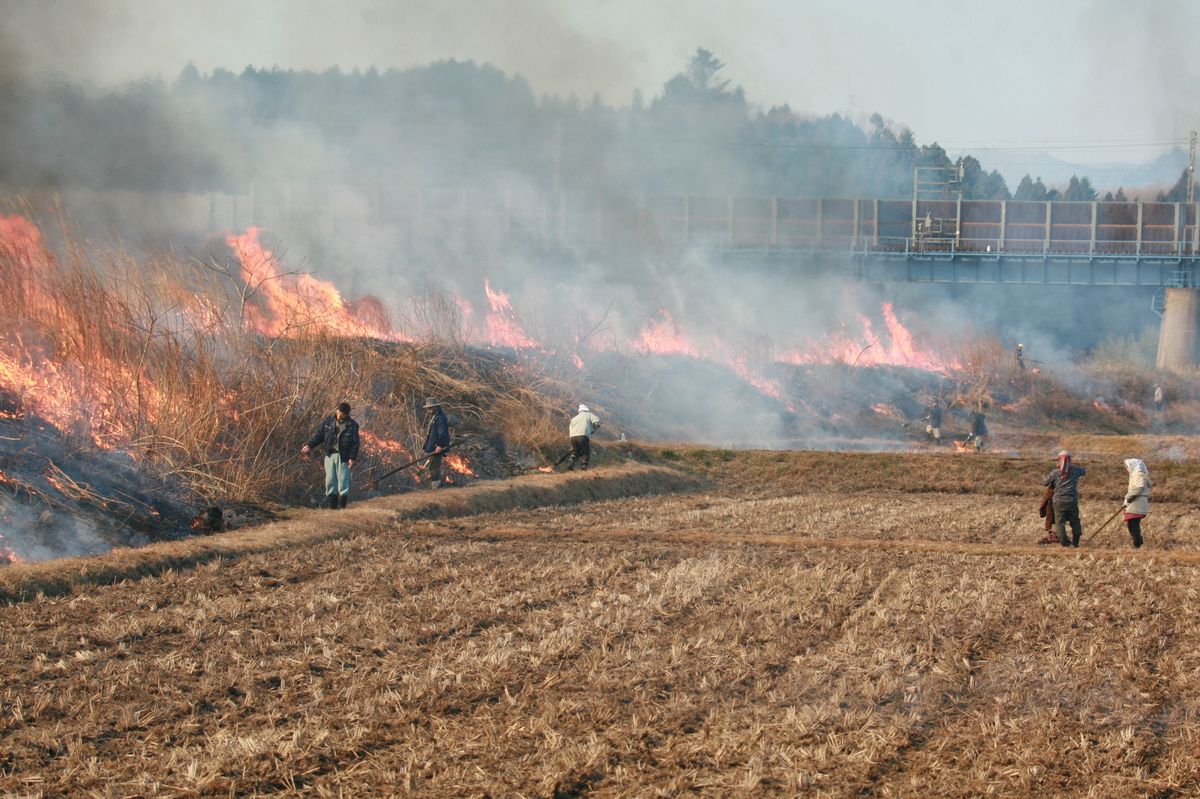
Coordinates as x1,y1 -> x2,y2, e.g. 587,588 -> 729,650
0,16 -> 1166,452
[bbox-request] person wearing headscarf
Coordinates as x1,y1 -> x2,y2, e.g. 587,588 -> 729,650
1042,450 -> 1087,547
1122,458 -> 1152,548
567,404 -> 601,471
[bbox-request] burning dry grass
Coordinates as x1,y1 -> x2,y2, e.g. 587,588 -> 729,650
3,450 -> 1200,796
0,219 -> 574,514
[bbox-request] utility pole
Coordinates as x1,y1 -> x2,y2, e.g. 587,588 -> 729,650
1188,130 -> 1197,204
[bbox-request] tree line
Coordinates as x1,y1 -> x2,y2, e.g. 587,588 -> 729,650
0,48 -> 1182,203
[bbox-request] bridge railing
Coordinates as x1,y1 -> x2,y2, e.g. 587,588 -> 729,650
859,235 -> 1198,258
7,184 -> 1197,262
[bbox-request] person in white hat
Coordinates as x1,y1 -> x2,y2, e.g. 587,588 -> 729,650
566,404 -> 601,471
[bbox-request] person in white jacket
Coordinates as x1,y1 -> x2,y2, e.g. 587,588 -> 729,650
1122,458 -> 1152,548
567,404 -> 601,471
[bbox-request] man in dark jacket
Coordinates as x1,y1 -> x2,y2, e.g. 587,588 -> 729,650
1043,449 -> 1086,547
302,401 -> 361,508
969,411 -> 988,451
422,397 -> 451,487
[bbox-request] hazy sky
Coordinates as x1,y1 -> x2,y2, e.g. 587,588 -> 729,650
3,0 -> 1196,168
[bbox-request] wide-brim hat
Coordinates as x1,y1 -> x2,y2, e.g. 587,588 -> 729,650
422,397 -> 442,409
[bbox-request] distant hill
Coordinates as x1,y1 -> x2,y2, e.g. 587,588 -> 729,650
962,146 -> 1187,196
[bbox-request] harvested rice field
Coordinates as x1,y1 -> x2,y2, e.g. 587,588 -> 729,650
2,452 -> 1200,797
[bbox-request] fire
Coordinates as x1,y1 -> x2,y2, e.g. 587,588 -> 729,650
0,214 -> 49,267
360,432 -> 427,485
226,228 -> 400,341
537,465 -> 555,473
0,545 -> 21,566
635,309 -> 700,357
360,431 -> 409,460
730,357 -> 786,404
445,453 -> 476,476
482,279 -> 539,349
871,403 -> 904,419
0,341 -> 160,448
779,302 -> 959,374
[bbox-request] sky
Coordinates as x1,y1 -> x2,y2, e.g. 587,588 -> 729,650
1,0 -> 1197,176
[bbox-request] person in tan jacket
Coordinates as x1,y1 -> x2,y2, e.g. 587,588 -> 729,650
1122,458 -> 1152,548
566,404 -> 601,471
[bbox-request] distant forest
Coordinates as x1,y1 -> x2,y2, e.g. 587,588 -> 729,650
0,49 -> 1189,202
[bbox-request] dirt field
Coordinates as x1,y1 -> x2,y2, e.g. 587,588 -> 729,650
2,452 -> 1200,797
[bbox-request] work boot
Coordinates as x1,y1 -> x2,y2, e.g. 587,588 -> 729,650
326,494 -> 338,509
338,494 -> 348,509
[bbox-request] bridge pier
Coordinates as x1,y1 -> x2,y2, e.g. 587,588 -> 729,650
1157,288 -> 1200,371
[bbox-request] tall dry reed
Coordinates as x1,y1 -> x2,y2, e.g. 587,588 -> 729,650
0,224 -> 573,506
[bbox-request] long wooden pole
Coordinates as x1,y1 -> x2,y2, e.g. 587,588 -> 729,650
1085,505 -> 1126,545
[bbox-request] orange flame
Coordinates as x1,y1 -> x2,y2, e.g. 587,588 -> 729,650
482,279 -> 539,349
0,214 -> 49,267
635,309 -> 699,357
445,453 -> 476,476
780,302 -> 958,374
730,357 -> 785,403
0,339 -> 160,447
226,228 -> 401,340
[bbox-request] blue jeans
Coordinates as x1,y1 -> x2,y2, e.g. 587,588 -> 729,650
324,454 -> 350,497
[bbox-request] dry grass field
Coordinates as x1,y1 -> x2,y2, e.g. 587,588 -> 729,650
3,452 -> 1200,797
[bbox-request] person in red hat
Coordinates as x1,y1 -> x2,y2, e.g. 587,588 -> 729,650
1042,450 -> 1086,547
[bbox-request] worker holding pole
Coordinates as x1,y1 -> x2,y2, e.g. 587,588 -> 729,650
566,404 -> 601,471
1121,458 -> 1152,548
422,397 -> 452,487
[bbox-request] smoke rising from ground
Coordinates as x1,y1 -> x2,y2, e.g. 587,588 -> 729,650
0,41 -> 1164,454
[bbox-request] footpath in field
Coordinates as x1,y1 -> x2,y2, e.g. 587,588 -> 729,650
0,462 -> 703,604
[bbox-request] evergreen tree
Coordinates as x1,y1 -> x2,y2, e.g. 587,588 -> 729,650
1157,168 -> 1189,202
1014,174 -> 1049,201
